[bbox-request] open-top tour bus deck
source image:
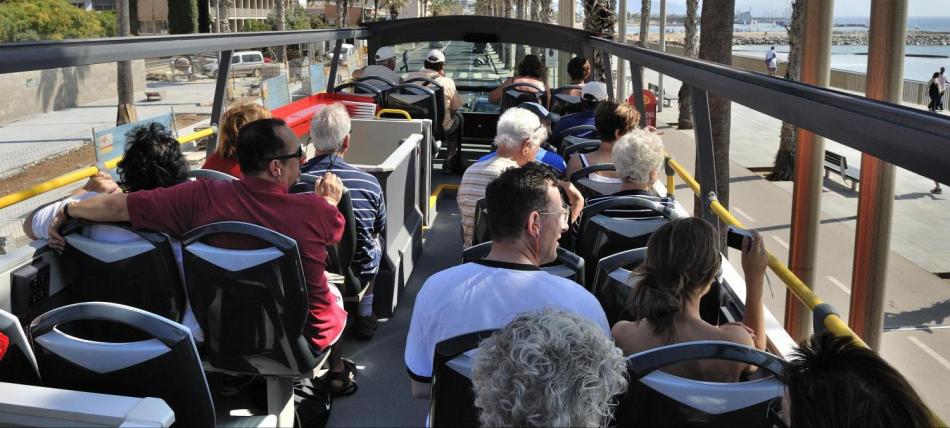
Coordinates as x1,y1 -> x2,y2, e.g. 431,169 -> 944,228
0,15 -> 946,427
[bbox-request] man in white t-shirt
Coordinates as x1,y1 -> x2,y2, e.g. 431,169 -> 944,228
352,45 -> 400,89
405,163 -> 609,400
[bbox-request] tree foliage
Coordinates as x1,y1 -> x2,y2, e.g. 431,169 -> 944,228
430,0 -> 462,16
0,0 -> 113,41
241,8 -> 327,32
168,0 -> 198,34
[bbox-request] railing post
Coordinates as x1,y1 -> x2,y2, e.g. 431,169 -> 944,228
630,62 -> 646,127
786,0 -> 833,343
327,39 -> 344,93
849,0 -> 907,351
208,50 -> 233,156
601,51 -> 614,101
690,87 -> 719,231
616,0 -> 628,102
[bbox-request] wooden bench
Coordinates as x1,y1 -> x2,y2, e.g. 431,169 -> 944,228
824,150 -> 860,190
145,91 -> 164,102
648,83 -> 678,107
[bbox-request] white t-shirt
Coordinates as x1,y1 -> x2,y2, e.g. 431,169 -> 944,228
404,259 -> 610,383
31,192 -> 203,342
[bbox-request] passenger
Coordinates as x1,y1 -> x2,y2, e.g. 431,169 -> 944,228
785,333 -> 934,428
24,123 -> 200,338
404,49 -> 463,172
202,101 -> 272,179
301,103 -> 386,339
612,217 -> 768,383
565,100 -> 640,184
457,107 -> 582,248
472,309 -> 628,428
351,45 -> 400,89
551,81 -> 608,147
586,128 -> 668,206
45,119 -> 358,396
475,102 -> 567,176
565,56 -> 591,95
406,163 -> 609,400
489,54 -> 551,107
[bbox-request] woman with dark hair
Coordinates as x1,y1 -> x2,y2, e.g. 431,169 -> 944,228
929,71 -> 942,112
489,54 -> 551,106
784,333 -> 935,428
611,217 -> 768,382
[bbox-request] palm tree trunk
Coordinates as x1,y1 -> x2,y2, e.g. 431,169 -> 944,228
276,0 -> 287,63
697,0 -> 734,245
637,0 -> 649,48
219,0 -> 231,32
515,0 -> 526,62
676,0 -> 697,129
582,0 -> 616,81
769,0 -> 805,181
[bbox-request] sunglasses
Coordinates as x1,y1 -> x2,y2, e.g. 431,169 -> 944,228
265,145 -> 304,162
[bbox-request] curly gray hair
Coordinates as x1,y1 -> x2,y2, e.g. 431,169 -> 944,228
494,107 -> 547,151
309,102 -> 351,154
613,128 -> 665,184
472,308 -> 628,427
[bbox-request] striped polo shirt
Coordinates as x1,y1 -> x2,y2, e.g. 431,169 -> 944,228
301,154 -> 387,283
457,156 -> 519,248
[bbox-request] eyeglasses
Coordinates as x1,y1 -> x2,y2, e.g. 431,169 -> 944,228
538,204 -> 570,225
265,145 -> 304,162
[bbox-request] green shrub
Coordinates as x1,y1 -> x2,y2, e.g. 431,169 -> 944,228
0,0 -> 108,41
167,0 -> 198,34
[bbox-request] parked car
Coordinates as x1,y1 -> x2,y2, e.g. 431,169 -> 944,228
203,50 -> 265,78
325,44 -> 356,62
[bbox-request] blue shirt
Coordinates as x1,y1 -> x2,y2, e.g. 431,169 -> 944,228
477,149 -> 567,177
552,110 -> 597,147
301,154 -> 386,283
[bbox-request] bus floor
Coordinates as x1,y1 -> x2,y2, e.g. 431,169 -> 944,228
327,173 -> 464,427
656,121 -> 950,420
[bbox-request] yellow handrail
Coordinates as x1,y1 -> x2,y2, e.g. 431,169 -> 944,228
0,127 -> 215,210
376,109 -> 412,120
663,156 -> 869,349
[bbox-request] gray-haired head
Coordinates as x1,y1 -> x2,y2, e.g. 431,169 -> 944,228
309,103 -> 351,155
472,308 -> 628,428
613,128 -> 665,185
493,107 -> 547,151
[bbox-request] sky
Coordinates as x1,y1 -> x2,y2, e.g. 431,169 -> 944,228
622,0 -> 950,18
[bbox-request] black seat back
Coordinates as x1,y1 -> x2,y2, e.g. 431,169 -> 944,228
385,82 -> 442,135
592,247 -> 647,326
556,124 -> 599,151
471,198 -> 491,246
188,168 -> 237,181
499,81 -> 547,113
293,174 -> 363,297
615,341 -> 787,428
61,220 -> 185,322
430,329 -> 498,428
182,221 -> 320,376
30,302 -> 215,427
461,242 -> 586,286
560,135 -> 600,157
334,81 -> 385,105
0,309 -> 40,385
550,85 -> 583,115
569,163 -> 621,198
562,140 -> 601,158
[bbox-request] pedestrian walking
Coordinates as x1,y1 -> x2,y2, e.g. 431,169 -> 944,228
765,46 -> 778,77
937,67 -> 947,111
928,72 -> 941,112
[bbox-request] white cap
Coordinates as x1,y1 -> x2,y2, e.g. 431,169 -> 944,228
581,81 -> 608,101
425,49 -> 446,63
375,46 -> 396,61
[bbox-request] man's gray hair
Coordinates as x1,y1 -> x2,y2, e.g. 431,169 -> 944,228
613,129 -> 665,184
472,308 -> 628,428
310,102 -> 351,154
493,107 -> 547,151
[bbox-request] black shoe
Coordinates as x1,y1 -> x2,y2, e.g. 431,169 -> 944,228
932,187 -> 942,194
356,314 -> 378,340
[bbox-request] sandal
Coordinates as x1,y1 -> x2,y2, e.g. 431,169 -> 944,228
317,358 -> 358,397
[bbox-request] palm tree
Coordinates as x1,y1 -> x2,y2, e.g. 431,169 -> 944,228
768,0 -> 805,181
385,0 -> 408,19
582,0 -> 616,81
218,0 -> 232,32
676,0 -> 697,129
336,0 -> 350,26
637,0 -> 649,48
697,0 -> 734,244
275,0 -> 287,62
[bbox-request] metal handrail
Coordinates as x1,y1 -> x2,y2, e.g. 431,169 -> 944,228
0,127 -> 216,210
663,156 -> 869,349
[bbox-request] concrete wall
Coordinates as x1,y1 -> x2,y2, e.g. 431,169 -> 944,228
0,60 -> 146,124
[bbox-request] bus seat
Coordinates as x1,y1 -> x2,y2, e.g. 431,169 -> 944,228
430,329 -> 497,428
569,164 -> 621,198
385,83 -> 445,139
30,302 -> 215,427
499,81 -> 546,113
294,175 -> 364,300
591,247 -> 646,326
182,221 -> 328,427
550,85 -> 583,115
403,76 -> 446,130
0,309 -> 40,385
554,124 -> 598,150
614,341 -> 787,428
471,198 -> 490,247
356,75 -> 397,91
461,242 -> 585,286
334,81 -> 385,106
562,139 -> 601,158
188,169 -> 237,181
560,135 -> 600,157
60,220 -> 185,323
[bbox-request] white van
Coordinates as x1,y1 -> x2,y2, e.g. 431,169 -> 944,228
203,50 -> 264,78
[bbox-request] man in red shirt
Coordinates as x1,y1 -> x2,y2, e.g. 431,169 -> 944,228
47,119 -> 357,394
